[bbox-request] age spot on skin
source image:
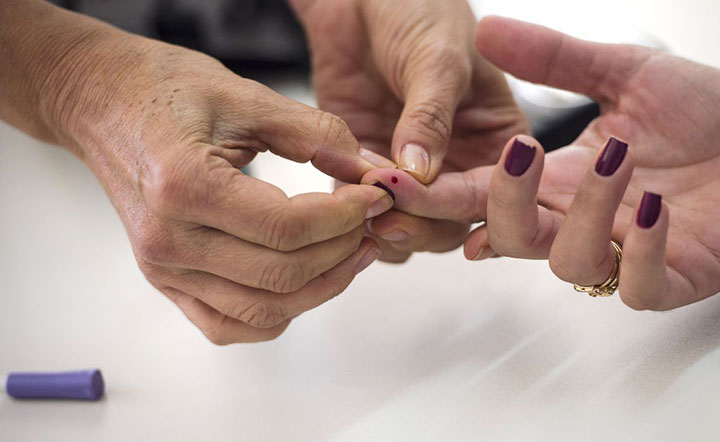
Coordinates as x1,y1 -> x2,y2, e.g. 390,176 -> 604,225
391,176 -> 398,184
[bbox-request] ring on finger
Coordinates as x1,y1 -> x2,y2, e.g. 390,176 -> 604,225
573,240 -> 622,297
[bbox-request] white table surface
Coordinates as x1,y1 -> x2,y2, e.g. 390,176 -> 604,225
2,1 -> 720,441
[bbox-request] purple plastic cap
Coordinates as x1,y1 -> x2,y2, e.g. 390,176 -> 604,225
6,369 -> 104,400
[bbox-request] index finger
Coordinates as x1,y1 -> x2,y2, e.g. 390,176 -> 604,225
147,156 -> 393,251
361,166 -> 493,224
210,173 -> 393,251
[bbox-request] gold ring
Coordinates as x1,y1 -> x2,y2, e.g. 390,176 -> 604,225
573,240 -> 622,297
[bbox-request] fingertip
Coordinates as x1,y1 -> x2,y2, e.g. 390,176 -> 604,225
475,16 -> 528,62
514,134 -> 544,150
635,191 -> 665,230
361,168 -> 429,210
501,135 -> 545,176
618,193 -> 670,310
372,182 -> 395,201
463,225 -> 490,260
365,165 -> 492,224
355,239 -> 382,274
397,143 -> 435,184
492,135 -> 544,197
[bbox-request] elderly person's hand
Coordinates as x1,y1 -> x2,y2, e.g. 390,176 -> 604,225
290,0 -> 529,262
362,16 -> 720,310
0,1 -> 393,343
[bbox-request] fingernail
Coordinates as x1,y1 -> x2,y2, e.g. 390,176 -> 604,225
470,247 -> 496,261
366,219 -> 376,235
470,246 -> 486,261
471,247 -> 487,261
380,230 -> 409,242
355,247 -> 381,274
399,144 -> 430,180
637,191 -> 662,228
365,194 -> 393,219
595,137 -> 628,176
372,182 -> 395,200
504,138 -> 536,176
360,148 -> 397,168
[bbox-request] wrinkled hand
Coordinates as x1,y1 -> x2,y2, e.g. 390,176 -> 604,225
291,0 -> 528,262
57,32 -> 393,343
362,16 -> 720,310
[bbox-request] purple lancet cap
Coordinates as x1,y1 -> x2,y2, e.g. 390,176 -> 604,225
6,369 -> 104,400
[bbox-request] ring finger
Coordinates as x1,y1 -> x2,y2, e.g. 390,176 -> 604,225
548,137 -> 634,286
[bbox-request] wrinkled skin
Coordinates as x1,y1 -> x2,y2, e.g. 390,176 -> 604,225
1,1 -> 396,344
292,0 -> 529,262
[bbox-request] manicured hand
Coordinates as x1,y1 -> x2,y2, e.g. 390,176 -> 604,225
362,16 -> 720,310
291,0 -> 529,262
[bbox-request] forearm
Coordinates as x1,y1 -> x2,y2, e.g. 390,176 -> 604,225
0,0 -> 145,154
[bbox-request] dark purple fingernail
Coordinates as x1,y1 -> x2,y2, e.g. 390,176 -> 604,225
373,182 -> 395,200
637,191 -> 662,228
504,138 -> 536,176
595,137 -> 628,176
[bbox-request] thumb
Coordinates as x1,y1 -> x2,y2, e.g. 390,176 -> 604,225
360,165 -> 493,224
475,16 -> 651,104
391,58 -> 472,184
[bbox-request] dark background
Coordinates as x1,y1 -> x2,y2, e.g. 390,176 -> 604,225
50,0 -> 596,150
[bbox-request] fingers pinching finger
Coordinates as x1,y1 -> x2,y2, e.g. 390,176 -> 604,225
487,135 -> 559,259
361,166 -> 494,224
172,166 -> 393,251
549,137 -> 633,286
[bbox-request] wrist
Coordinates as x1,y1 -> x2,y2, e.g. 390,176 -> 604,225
35,19 -> 150,158
0,1 -> 150,158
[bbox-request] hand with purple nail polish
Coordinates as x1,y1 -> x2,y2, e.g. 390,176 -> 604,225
365,16 -> 720,311
476,17 -> 720,310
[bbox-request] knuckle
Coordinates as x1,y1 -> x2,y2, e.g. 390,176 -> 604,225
407,100 -> 452,142
316,111 -> 353,152
132,221 -> 177,265
141,156 -> 202,215
424,43 -> 471,74
265,212 -> 308,252
235,298 -> 289,329
259,257 -> 309,294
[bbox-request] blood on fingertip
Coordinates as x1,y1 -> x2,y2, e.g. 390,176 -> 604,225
391,176 -> 398,184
